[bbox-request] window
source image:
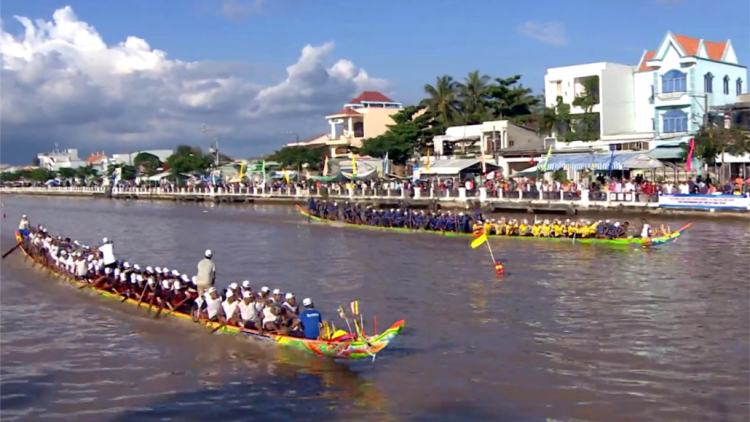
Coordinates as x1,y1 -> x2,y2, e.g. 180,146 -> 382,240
723,76 -> 730,94
704,73 -> 713,93
662,110 -> 688,133
737,78 -> 743,95
661,70 -> 687,93
651,118 -> 655,131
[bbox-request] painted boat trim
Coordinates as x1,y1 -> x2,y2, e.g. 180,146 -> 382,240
14,231 -> 404,361
296,205 -> 691,247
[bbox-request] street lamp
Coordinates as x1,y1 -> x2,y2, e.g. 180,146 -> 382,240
202,124 -> 220,167
281,131 -> 301,180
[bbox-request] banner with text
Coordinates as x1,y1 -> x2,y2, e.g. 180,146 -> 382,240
658,194 -> 750,210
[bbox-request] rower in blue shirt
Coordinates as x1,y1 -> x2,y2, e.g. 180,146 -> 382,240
298,298 -> 323,340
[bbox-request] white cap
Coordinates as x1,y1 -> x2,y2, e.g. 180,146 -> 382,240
123,262 -> 130,268
614,222 -> 620,227
205,249 -> 212,258
261,286 -> 270,293
134,264 -> 141,270
155,267 -> 161,273
242,280 -> 251,289
226,290 -> 234,298
229,282 -> 238,290
272,288 -> 281,295
172,270 -> 180,276
242,291 -> 252,298
208,286 -> 217,293
102,237 -> 108,244
161,280 -> 171,289
285,292 -> 294,300
162,268 -> 169,274
22,214 -> 26,218
146,266 -> 153,272
302,298 -> 312,307
181,274 -> 189,282
173,281 -> 182,289
191,276 -> 197,284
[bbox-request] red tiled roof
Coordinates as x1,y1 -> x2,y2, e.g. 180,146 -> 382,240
349,91 -> 393,104
86,152 -> 107,164
673,34 -> 727,61
326,108 -> 362,117
638,51 -> 657,72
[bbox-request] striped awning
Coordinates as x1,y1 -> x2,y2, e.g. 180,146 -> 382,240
543,153 -> 663,172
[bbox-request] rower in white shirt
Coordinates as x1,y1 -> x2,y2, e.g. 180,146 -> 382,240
99,237 -> 117,269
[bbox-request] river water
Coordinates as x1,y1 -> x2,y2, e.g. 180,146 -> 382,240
0,196 -> 748,422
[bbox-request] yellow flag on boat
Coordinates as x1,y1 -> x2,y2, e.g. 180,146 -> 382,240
350,300 -> 359,315
284,171 -> 291,184
471,232 -> 488,249
351,154 -> 357,177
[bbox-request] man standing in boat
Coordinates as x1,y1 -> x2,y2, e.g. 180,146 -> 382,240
196,249 -> 216,296
100,238 -> 117,270
18,215 -> 30,237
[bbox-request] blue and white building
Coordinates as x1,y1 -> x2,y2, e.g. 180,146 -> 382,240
544,31 -> 747,156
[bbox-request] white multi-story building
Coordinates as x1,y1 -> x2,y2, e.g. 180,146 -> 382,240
544,31 -> 747,153
37,148 -> 87,170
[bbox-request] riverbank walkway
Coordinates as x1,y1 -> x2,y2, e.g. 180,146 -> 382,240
1,186 -> 747,215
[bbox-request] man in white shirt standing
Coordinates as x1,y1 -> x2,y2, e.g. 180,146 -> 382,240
100,237 -> 117,270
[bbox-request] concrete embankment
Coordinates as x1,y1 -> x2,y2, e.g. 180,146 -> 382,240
2,187 -> 748,219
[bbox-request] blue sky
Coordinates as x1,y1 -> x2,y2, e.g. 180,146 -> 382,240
5,0 -> 748,103
1,0 -> 748,163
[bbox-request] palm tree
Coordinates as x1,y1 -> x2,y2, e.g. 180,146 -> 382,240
421,75 -> 460,126
456,70 -> 490,118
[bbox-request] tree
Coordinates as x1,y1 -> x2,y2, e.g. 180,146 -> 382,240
682,125 -> 750,163
567,76 -> 600,142
133,152 -> 162,176
107,163 -> 137,180
356,106 -> 443,165
166,145 -> 212,176
422,75 -> 461,126
537,96 -> 571,139
75,164 -> 99,181
267,146 -> 326,171
28,168 -> 56,183
58,168 -> 77,180
456,70 -> 491,123
484,75 -> 539,123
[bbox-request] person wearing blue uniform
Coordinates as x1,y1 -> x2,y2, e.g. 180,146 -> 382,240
298,298 -> 323,340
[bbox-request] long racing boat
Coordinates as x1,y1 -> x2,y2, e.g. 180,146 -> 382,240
296,205 -> 691,247
14,230 -> 404,361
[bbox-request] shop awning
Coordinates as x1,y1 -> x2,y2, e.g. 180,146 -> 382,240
543,153 -> 664,171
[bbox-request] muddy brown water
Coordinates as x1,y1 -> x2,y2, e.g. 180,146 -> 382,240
0,195 -> 748,422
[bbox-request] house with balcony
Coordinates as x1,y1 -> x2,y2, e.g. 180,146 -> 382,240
543,32 -> 746,158
322,91 -> 403,157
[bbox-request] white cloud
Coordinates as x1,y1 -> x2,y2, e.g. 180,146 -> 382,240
0,6 -> 388,163
516,21 -> 568,46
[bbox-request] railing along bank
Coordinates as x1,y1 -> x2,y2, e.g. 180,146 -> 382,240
0,185 -> 686,209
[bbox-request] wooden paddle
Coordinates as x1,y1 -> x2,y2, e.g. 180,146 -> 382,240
157,296 -> 191,319
1,242 -> 22,259
135,284 -> 150,307
210,319 -> 227,334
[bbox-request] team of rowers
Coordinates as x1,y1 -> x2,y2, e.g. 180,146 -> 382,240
18,218 -> 335,342
306,200 -> 660,239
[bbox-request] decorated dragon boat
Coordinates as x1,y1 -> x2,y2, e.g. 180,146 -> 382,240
13,230 -> 404,361
296,205 -> 691,247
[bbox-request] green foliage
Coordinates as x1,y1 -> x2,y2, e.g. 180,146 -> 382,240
356,106 -> 442,165
58,167 -> 77,179
681,125 -> 750,163
166,145 -> 212,176
267,146 -> 326,171
106,163 -> 137,180
535,77 -> 600,143
133,152 -> 162,176
75,164 -> 99,180
421,73 -> 539,127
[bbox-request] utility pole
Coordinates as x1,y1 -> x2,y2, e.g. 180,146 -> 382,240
202,124 -> 220,167
281,131 -> 301,180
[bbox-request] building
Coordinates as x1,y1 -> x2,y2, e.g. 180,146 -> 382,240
37,149 -> 87,170
322,91 -> 403,157
544,31 -> 746,154
110,149 -> 173,166
433,120 -> 547,177
86,151 -> 108,172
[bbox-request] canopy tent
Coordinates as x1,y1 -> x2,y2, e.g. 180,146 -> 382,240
342,168 -> 377,181
309,172 -> 345,182
541,153 -> 664,172
418,158 -> 499,176
645,147 -> 684,160
509,165 -> 539,178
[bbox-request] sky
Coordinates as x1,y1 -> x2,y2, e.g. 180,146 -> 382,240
1,0 -> 748,164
